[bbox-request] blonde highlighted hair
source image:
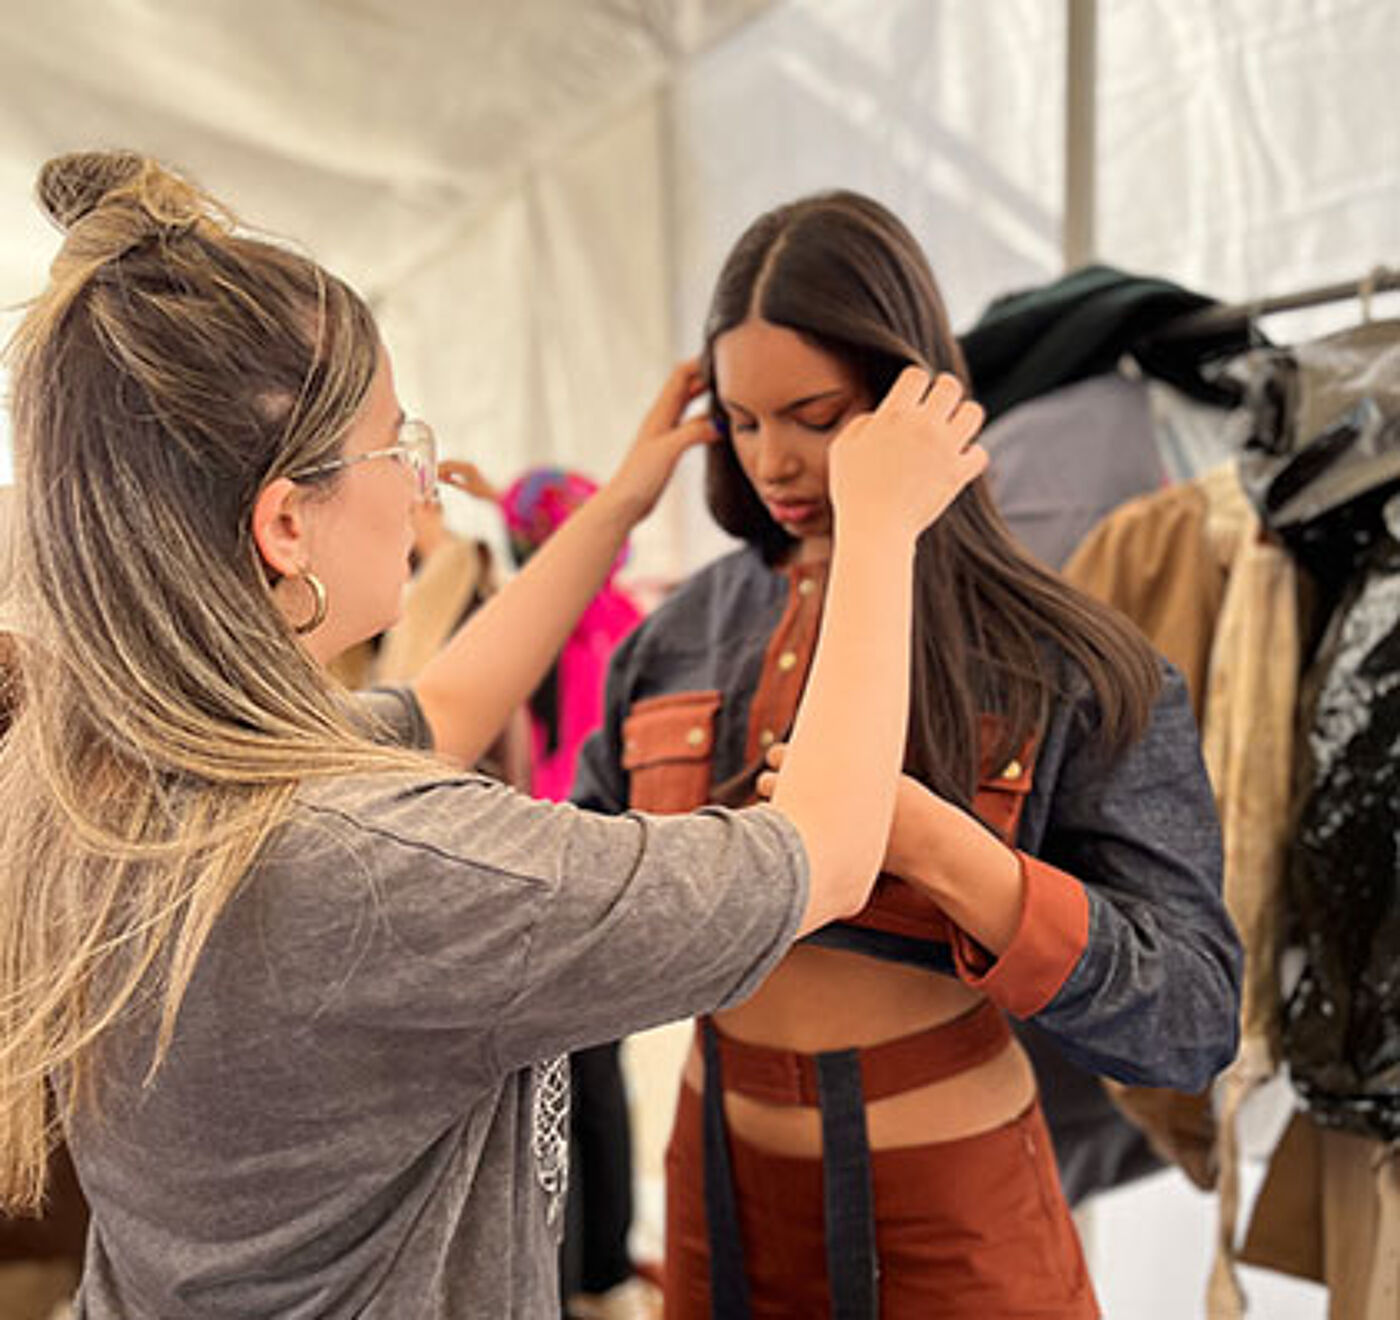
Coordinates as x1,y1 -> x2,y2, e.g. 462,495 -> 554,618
0,151 -> 425,1210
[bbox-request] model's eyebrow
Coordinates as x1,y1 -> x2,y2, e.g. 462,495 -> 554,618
722,388 -> 849,414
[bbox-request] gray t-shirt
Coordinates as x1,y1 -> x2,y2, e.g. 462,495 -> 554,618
71,690 -> 807,1318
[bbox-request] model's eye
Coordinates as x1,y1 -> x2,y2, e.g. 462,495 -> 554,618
796,409 -> 844,433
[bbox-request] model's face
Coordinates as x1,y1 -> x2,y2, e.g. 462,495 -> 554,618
712,318 -> 871,562
302,347 -> 418,660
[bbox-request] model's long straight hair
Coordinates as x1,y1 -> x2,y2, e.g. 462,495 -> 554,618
0,152 -> 426,1211
703,192 -> 1161,804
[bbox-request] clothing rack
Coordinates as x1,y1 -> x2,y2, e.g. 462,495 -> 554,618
1154,264 -> 1400,339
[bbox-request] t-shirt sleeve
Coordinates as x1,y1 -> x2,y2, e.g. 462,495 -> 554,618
272,776 -> 808,1079
493,800 -> 808,1069
346,685 -> 434,750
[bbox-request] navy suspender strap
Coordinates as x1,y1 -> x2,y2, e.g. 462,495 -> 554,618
815,1049 -> 880,1320
701,1020 -> 882,1319
701,1019 -> 752,1320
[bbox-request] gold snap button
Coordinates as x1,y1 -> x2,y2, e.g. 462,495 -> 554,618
685,726 -> 705,748
1000,759 -> 1023,781
797,578 -> 817,596
777,650 -> 798,671
759,729 -> 776,748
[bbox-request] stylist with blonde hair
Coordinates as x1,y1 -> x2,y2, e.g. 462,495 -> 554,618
0,151 -> 985,1318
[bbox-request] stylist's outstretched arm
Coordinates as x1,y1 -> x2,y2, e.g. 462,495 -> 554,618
417,361 -> 717,767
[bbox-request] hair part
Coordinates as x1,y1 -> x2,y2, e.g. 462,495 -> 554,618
0,151 -> 425,1211
701,190 -> 1161,805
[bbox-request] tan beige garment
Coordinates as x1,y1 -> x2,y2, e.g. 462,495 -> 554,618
0,1262 -> 79,1320
1062,479 -> 1225,723
374,538 -> 491,683
1192,467 -> 1300,1319
371,536 -> 533,789
1241,1114 -> 1400,1320
1065,464 -> 1309,1318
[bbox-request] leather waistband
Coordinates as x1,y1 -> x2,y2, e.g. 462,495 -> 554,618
704,998 -> 1011,1108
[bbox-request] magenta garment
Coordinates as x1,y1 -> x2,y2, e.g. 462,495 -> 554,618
530,586 -> 644,802
496,465 -> 644,802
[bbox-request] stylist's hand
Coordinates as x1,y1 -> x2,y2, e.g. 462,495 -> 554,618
829,368 -> 986,539
599,358 -> 721,523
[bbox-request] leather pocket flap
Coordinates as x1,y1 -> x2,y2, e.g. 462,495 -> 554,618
622,690 -> 722,770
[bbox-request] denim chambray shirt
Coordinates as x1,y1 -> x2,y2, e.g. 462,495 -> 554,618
573,545 -> 1243,1094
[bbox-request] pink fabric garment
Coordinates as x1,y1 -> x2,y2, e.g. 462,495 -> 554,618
529,585 -> 643,802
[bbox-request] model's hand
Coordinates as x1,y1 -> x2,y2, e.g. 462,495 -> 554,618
598,358 -> 721,525
760,745 -> 936,879
883,773 -> 947,879
828,368 -> 985,541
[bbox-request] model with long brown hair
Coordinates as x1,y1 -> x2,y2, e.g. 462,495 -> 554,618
572,191 -> 1242,1318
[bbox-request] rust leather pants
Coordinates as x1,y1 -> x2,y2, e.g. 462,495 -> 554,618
663,1005 -> 1100,1319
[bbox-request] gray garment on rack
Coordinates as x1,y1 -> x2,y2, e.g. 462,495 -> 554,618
983,373 -> 1166,570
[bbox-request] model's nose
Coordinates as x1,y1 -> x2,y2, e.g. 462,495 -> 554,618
753,428 -> 799,482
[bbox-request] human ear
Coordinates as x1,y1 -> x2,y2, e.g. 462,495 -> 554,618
250,477 -> 312,579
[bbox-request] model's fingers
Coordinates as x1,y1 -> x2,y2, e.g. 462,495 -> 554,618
879,365 -> 934,412
920,371 -> 966,418
958,441 -> 990,480
946,399 -> 985,451
669,414 -> 722,450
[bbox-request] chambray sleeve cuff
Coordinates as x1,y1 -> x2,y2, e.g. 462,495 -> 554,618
949,852 -> 1089,1017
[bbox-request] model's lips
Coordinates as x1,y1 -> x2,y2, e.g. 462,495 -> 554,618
764,497 -> 824,526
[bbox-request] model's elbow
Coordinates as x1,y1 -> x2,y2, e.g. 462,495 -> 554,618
1173,1020 -> 1241,1093
1163,974 -> 1243,1092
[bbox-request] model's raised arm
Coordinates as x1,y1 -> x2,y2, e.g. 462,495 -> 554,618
772,369 -> 984,934
413,360 -> 716,765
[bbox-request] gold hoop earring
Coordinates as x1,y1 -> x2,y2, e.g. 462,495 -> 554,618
292,572 -> 328,635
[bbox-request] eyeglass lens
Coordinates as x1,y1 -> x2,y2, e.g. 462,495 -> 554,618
401,420 -> 437,499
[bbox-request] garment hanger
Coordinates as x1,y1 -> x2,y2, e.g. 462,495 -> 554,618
1151,265 -> 1400,340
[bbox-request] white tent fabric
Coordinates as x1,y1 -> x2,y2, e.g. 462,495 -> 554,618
0,0 -> 772,523
3,0 -> 1395,569
1098,0 -> 1400,323
0,3 -> 1395,1314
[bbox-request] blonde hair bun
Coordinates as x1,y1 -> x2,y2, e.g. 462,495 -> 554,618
35,149 -> 224,258
37,150 -> 148,231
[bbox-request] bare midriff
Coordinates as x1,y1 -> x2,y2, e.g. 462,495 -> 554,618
682,941 -> 1035,1157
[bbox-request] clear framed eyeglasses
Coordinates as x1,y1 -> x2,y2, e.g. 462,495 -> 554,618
292,418 -> 438,501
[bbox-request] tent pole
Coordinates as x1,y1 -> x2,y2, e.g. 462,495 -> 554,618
1064,0 -> 1097,271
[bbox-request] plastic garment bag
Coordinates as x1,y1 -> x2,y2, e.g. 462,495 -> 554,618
1283,491 -> 1400,1140
1241,323 -> 1400,1142
1238,320 -> 1400,591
